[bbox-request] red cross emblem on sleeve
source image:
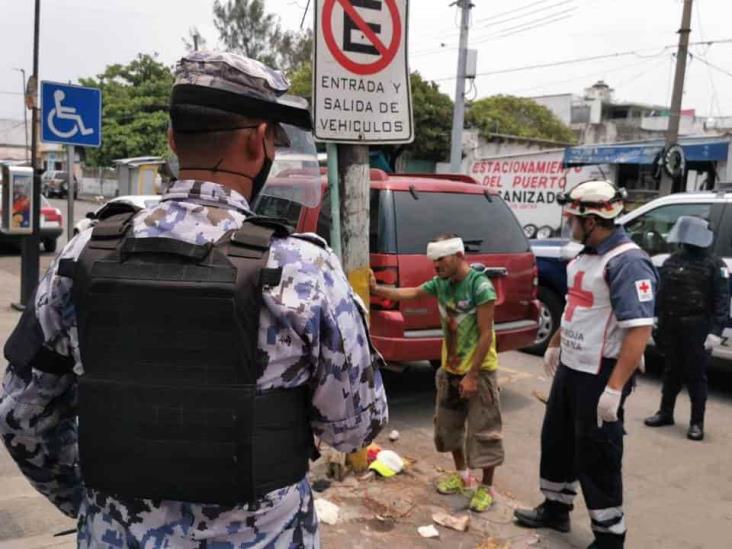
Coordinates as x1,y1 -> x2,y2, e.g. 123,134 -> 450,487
564,271 -> 594,321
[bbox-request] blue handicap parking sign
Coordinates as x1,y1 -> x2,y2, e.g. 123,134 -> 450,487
41,81 -> 102,148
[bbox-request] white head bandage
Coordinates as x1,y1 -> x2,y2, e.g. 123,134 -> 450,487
426,238 -> 465,260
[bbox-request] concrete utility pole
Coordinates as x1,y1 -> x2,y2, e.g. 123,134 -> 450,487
660,0 -> 693,196
16,0 -> 41,310
449,0 -> 473,173
336,144 -> 370,473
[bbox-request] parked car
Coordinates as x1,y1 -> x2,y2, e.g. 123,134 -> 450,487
73,195 -> 161,235
256,169 -> 541,365
528,190 -> 732,360
42,170 -> 78,199
0,192 -> 63,253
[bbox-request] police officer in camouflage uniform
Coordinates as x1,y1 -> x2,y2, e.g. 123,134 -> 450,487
644,216 -> 729,441
0,51 -> 388,548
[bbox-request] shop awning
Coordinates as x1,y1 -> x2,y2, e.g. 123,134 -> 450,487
563,139 -> 729,166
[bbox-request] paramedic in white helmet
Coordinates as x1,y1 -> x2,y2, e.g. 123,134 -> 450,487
514,180 -> 658,549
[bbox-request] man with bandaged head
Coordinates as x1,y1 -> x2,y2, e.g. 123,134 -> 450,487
370,234 -> 503,513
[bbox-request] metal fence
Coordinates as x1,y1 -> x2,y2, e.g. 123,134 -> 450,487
80,166 -> 118,198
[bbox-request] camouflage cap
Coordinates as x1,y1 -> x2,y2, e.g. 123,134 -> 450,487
174,51 -> 290,102
171,50 -> 312,135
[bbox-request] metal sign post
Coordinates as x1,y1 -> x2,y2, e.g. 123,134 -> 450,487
67,145 -> 75,241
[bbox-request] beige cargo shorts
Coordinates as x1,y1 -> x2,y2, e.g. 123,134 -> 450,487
434,367 -> 505,469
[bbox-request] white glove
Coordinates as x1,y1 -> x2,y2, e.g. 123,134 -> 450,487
544,346 -> 560,378
704,334 -> 722,351
597,387 -> 622,428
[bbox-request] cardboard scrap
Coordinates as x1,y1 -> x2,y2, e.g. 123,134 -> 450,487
432,512 -> 470,532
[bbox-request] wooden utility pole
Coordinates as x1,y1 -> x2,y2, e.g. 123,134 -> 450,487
659,0 -> 693,196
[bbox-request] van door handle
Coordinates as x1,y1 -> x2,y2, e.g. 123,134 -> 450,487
471,263 -> 508,278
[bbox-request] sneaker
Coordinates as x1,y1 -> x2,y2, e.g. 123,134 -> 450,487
469,485 -> 494,512
435,472 -> 465,495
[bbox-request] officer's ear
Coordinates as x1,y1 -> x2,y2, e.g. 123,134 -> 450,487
167,128 -> 178,155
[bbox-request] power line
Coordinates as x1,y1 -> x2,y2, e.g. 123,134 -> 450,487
412,3 -> 577,56
474,0 -> 557,24
690,53 -> 732,80
472,8 -> 577,44
430,38 -> 732,81
475,0 -> 575,29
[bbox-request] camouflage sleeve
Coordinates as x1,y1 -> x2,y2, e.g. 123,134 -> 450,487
307,253 -> 389,453
0,231 -> 92,518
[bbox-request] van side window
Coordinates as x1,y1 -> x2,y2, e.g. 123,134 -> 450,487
316,189 -> 386,251
392,191 -> 528,254
624,203 -> 712,256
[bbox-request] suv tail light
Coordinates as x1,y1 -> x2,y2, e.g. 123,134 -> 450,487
43,209 -> 62,223
371,266 -> 399,311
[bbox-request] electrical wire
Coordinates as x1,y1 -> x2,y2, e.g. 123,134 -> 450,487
299,0 -> 311,29
429,38 -> 732,81
475,0 -> 575,29
412,3 -> 576,57
474,0 -> 556,24
471,9 -> 577,44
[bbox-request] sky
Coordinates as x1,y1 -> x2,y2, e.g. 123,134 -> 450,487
2,0 -> 732,122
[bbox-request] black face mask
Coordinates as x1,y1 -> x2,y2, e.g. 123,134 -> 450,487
178,133 -> 273,200
251,137 -> 273,200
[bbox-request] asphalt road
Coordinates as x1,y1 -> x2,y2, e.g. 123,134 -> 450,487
381,353 -> 732,548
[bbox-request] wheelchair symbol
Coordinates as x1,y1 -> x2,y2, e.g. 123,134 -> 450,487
47,90 -> 94,139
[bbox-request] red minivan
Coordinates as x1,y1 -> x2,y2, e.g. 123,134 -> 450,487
256,169 -> 540,364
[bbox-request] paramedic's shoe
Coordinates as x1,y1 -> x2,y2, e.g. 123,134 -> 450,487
514,501 -> 571,533
469,485 -> 493,512
687,423 -> 704,441
644,412 -> 674,427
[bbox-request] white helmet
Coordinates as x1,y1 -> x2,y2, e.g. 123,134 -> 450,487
557,180 -> 627,220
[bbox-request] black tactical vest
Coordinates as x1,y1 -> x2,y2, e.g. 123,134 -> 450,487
61,212 -> 314,505
659,253 -> 714,318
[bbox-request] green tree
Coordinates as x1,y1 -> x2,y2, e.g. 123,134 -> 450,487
408,72 -> 453,162
213,0 -> 312,71
79,54 -> 174,167
466,95 -> 576,144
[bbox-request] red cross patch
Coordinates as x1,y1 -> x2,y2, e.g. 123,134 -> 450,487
635,279 -> 653,302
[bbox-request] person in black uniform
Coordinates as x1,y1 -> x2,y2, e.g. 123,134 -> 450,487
645,215 -> 730,441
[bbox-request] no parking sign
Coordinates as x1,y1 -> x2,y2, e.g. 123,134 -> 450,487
314,0 -> 413,144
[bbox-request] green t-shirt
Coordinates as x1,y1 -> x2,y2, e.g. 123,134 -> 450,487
421,269 -> 498,374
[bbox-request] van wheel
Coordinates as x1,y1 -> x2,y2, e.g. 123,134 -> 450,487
523,287 -> 563,356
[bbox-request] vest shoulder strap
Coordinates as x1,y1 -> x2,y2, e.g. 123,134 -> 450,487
292,232 -> 328,250
88,211 -> 137,250
599,241 -> 639,270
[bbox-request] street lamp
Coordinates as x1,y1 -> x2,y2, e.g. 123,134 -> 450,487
12,68 -> 29,162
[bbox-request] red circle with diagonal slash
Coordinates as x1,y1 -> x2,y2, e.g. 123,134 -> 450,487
322,0 -> 402,76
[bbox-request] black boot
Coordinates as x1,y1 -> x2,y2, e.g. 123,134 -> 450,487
588,532 -> 625,548
644,412 -> 674,427
514,500 -> 571,533
687,423 -> 704,441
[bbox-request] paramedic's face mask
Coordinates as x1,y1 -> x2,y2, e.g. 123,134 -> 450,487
254,124 -> 322,208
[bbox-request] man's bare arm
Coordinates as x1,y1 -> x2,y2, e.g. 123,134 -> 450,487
468,301 -> 495,377
608,325 -> 652,390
